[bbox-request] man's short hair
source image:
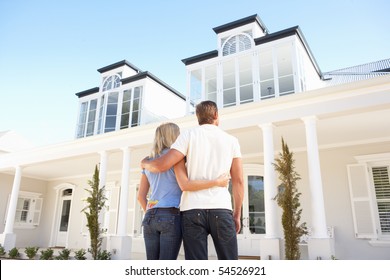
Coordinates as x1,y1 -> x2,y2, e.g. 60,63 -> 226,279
196,100 -> 218,125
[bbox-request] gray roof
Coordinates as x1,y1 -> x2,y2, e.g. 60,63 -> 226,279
323,58 -> 390,86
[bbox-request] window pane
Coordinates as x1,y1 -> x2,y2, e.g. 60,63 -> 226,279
86,99 -> 97,136
239,55 -> 253,103
190,69 -> 202,104
76,102 -> 88,138
248,176 -> 265,234
372,166 -> 390,234
131,111 -> 139,127
259,50 -> 274,80
106,103 -> 118,115
279,76 -> 294,94
223,59 -> 236,107
205,65 -> 217,103
134,87 -> 141,99
260,80 -> 275,99
60,200 -> 71,232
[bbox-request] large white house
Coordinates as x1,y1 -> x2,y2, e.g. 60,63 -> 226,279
1,14 -> 389,260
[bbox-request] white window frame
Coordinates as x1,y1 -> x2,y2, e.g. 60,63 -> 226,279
347,153 -> 390,246
4,191 -> 43,229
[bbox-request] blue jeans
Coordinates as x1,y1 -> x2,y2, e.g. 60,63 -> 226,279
181,209 -> 238,260
142,207 -> 182,260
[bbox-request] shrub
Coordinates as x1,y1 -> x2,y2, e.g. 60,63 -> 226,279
97,249 -> 111,260
24,246 -> 39,260
0,244 -> 6,256
39,248 -> 54,260
8,247 -> 20,259
74,248 -> 87,260
55,248 -> 71,260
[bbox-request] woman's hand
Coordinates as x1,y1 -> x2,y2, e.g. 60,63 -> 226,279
215,173 -> 230,187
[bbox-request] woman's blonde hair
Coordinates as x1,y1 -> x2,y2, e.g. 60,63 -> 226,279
151,122 -> 180,158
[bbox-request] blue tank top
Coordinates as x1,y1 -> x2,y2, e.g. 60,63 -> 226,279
142,149 -> 182,209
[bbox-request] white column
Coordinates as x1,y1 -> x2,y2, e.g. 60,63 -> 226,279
117,147 -> 130,236
4,166 -> 22,234
99,151 -> 108,189
260,124 -> 279,238
302,116 -> 328,238
98,151 -> 108,234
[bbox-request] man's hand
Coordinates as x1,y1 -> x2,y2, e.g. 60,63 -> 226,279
233,213 -> 241,233
140,156 -> 150,169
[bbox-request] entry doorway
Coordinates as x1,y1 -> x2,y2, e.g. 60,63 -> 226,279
232,165 -> 265,257
55,188 -> 73,247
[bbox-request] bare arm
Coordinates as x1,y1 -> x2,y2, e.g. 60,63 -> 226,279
230,157 -> 244,233
173,159 -> 230,191
141,149 -> 184,173
137,173 -> 150,212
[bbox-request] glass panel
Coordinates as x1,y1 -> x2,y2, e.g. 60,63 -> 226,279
113,75 -> 121,88
277,45 -> 294,95
205,65 -> 217,103
106,103 -> 117,115
190,69 -> 202,105
97,95 -> 105,134
105,116 -> 116,132
239,55 -> 253,104
103,76 -> 112,91
238,34 -> 252,52
131,111 -> 139,127
277,45 -> 293,76
279,76 -> 294,95
260,80 -> 275,99
104,92 -> 118,132
59,200 -> 71,232
223,36 -> 237,56
223,59 -> 236,107
120,89 -> 132,129
130,87 -> 142,127
76,102 -> 88,138
248,175 -> 265,234
86,99 -> 97,136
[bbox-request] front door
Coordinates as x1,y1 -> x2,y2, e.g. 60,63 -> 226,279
235,165 -> 265,257
55,189 -> 72,247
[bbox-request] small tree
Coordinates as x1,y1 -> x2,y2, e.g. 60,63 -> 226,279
273,138 -> 307,260
82,165 -> 107,260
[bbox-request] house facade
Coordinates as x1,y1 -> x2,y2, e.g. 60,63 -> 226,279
1,15 -> 389,260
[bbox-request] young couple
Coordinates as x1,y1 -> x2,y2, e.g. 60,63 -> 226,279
137,100 -> 244,260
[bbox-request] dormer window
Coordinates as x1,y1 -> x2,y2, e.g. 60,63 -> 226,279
222,33 -> 253,56
102,74 -> 121,91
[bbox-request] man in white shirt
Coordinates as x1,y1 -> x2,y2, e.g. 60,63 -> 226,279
141,100 -> 244,260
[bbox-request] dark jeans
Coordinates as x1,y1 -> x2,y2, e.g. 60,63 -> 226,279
181,209 -> 238,260
142,207 -> 182,260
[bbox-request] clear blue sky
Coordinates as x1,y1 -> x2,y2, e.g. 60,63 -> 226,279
1,0 -> 389,147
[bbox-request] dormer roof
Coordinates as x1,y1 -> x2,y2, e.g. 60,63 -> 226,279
97,60 -> 142,74
212,14 -> 269,34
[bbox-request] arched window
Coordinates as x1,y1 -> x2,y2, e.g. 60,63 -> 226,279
102,74 -> 121,91
222,33 -> 253,56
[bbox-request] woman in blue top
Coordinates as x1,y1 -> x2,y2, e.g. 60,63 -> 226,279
137,122 -> 229,260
